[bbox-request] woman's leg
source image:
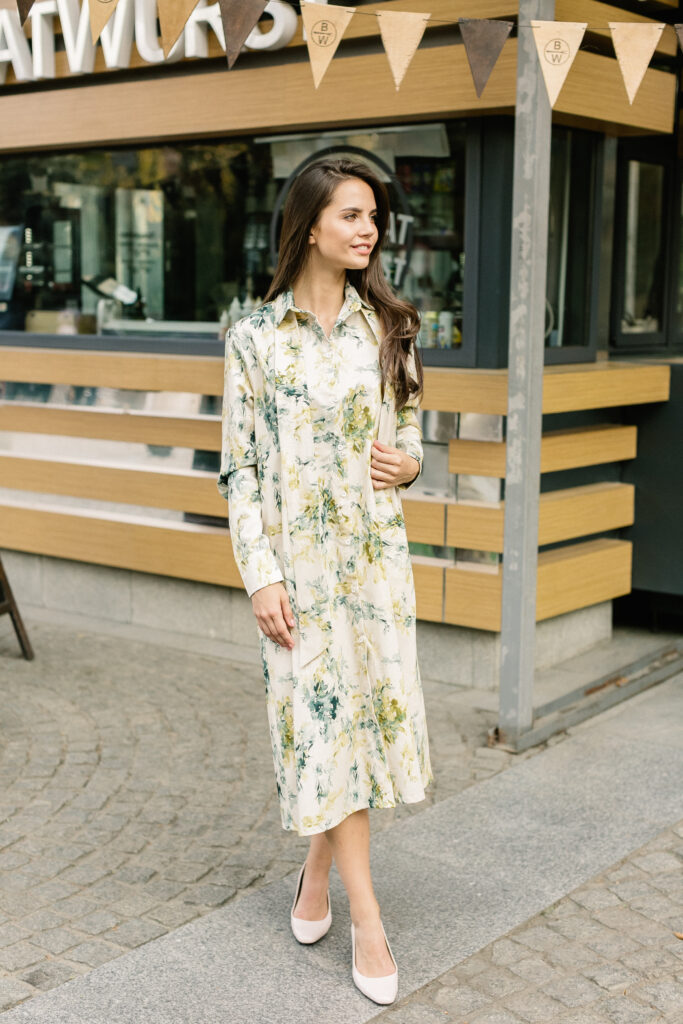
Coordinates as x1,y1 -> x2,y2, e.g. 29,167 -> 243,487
293,831 -> 333,921
326,809 -> 396,977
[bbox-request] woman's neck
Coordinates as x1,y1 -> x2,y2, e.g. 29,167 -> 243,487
292,265 -> 347,329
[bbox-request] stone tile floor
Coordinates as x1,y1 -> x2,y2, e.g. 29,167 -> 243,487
0,618 -> 545,1013
0,619 -> 681,1020
374,821 -> 683,1023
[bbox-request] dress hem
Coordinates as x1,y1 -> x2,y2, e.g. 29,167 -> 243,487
282,781 -> 434,837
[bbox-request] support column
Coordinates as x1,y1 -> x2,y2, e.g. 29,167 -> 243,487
498,0 -> 554,742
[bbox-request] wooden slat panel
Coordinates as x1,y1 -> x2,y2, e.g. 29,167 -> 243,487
445,482 -> 634,552
0,501 -> 242,588
0,348 -> 223,395
411,561 -> 444,622
449,424 -> 638,477
0,37 -> 675,154
447,503 -> 505,552
541,362 -> 670,412
0,402 -> 221,450
557,1 -> 678,57
444,537 -> 632,630
537,482 -> 634,546
536,538 -> 632,621
421,368 -> 508,415
0,454 -> 226,517
540,424 -> 637,472
402,497 -> 446,546
444,565 -> 502,631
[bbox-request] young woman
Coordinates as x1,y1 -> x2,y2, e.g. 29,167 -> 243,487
218,158 -> 433,1005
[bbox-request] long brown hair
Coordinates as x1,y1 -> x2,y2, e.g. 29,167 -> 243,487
264,157 -> 423,412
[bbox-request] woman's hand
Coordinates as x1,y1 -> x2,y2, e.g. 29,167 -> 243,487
370,440 -> 419,489
251,582 -> 296,649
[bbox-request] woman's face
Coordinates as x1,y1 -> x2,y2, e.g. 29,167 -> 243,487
308,177 -> 379,272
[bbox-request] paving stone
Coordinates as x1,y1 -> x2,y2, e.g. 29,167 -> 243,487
469,966 -> 528,999
583,962 -> 640,992
181,884 -> 236,907
539,972 -> 603,1007
469,1011 -> 525,1024
433,981 -> 490,1014
619,946 -> 682,980
630,852 -> 681,876
571,889 -> 623,912
635,979 -> 683,1014
19,961 -> 82,991
508,956 -> 559,987
76,910 -> 122,935
503,987 -> 568,1022
490,938 -> 528,966
64,939 -> 125,968
595,994 -> 661,1024
0,940 -> 44,971
31,926 -> 82,955
0,978 -> 37,1013
101,916 -> 167,948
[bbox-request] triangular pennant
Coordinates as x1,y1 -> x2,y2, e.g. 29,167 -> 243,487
530,21 -> 587,108
158,0 -> 201,58
376,10 -> 429,91
609,22 -> 665,105
16,0 -> 36,26
301,2 -> 355,89
89,0 -> 124,46
459,18 -> 513,98
676,25 -> 683,55
217,0 -> 268,70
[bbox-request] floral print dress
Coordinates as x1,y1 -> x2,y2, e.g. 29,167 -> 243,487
218,279 -> 433,836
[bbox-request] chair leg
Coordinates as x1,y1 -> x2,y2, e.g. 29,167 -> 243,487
0,557 -> 34,661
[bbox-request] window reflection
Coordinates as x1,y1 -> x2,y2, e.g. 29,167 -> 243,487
621,160 -> 664,334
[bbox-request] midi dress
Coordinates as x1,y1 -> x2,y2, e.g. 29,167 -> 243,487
218,279 -> 433,836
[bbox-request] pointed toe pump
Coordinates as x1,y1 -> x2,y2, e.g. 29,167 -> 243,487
290,860 -> 332,944
351,920 -> 398,1005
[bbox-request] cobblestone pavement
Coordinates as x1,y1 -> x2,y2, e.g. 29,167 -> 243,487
376,821 -> 683,1024
0,618 -> 541,1013
1,620 -> 681,1021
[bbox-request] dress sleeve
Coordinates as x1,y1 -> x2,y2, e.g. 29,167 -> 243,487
217,326 -> 285,596
396,344 -> 423,492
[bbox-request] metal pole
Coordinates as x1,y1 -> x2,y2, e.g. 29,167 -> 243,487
498,0 -> 555,742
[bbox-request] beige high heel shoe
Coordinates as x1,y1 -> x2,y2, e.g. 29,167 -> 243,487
351,919 -> 398,1004
290,860 -> 332,944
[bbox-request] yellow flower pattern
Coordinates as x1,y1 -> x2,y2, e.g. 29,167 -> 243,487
218,280 -> 433,836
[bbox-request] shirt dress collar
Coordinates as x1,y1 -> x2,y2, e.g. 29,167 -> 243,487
272,280 -> 375,331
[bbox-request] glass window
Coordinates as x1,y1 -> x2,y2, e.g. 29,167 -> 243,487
0,123 -> 466,348
545,126 -> 596,349
620,160 -> 665,335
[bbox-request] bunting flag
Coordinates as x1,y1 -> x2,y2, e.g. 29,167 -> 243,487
376,10 -> 429,90
676,25 -> 683,54
609,22 -> 665,105
159,0 -> 202,58
217,0 -> 268,69
530,21 -> 587,108
89,0 -> 124,46
301,2 -> 355,88
16,0 -> 34,26
459,18 -> 513,98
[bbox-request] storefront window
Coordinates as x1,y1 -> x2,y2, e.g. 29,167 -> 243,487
0,122 -> 466,348
545,126 -> 596,349
620,160 -> 665,335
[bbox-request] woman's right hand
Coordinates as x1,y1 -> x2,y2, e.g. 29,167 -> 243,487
252,582 -> 296,649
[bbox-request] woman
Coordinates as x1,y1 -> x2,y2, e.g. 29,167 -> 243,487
218,158 -> 433,1005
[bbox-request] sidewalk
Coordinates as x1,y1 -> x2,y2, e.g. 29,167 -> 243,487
0,617 -> 681,1021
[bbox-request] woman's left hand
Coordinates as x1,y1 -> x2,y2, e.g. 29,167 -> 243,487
370,440 -> 419,489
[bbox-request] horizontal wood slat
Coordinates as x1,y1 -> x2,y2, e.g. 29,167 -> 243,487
444,538 -> 632,630
0,500 -> 445,623
401,497 -> 446,546
558,0 -> 678,57
446,482 -> 635,552
0,402 -> 221,450
0,454 -> 227,518
449,424 -> 638,477
411,560 -> 444,622
0,355 -> 670,415
0,348 -> 223,395
0,501 -> 242,588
